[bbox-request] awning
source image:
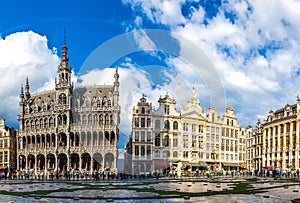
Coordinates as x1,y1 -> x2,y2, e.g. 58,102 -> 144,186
190,162 -> 208,167
222,163 -> 240,167
168,159 -> 180,163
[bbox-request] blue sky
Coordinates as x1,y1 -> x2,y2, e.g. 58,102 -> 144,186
1,0 -> 300,149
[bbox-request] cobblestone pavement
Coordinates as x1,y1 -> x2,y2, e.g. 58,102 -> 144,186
0,177 -> 299,202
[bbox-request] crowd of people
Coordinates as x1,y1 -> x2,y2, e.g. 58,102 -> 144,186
0,168 -> 300,181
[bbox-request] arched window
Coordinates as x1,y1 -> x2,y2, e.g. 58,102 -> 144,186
155,120 -> 160,130
154,150 -> 160,158
164,120 -> 169,129
59,93 -> 67,105
163,151 -> 170,158
141,107 -> 145,114
88,114 -> 92,124
82,115 -> 87,125
173,151 -> 178,157
110,115 -> 114,125
163,135 -> 169,147
173,121 -> 178,130
99,114 -> 103,126
155,134 -> 160,146
105,114 -> 109,125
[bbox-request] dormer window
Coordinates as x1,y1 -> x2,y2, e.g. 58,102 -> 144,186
141,107 -> 145,114
164,105 -> 169,115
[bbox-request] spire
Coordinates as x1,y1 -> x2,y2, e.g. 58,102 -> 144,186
20,84 -> 24,100
25,77 -> 30,100
114,66 -> 119,82
58,29 -> 71,73
114,66 -> 119,90
64,28 -> 67,45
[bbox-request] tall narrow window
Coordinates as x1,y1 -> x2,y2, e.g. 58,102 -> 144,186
173,121 -> 178,130
164,105 -> 169,115
155,134 -> 160,146
141,107 -> 145,114
141,118 -> 145,127
155,120 -> 160,130
147,118 -> 151,127
135,146 -> 139,156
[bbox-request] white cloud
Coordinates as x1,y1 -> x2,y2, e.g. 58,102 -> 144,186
133,30 -> 157,50
123,0 -> 186,26
124,0 -> 300,126
0,31 -> 59,126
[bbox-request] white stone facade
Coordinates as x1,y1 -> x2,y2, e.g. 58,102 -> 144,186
127,89 -> 246,175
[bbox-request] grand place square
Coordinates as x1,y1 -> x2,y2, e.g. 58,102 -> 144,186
1,1 -> 300,202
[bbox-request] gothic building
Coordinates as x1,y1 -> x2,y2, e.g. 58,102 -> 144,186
126,89 -> 246,176
17,42 -> 120,175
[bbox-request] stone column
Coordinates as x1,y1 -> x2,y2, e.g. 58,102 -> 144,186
25,156 -> 28,173
79,154 -> 82,171
296,120 -> 299,169
277,125 -> 281,167
290,121 -> 293,168
67,131 -> 70,170
90,156 -> 94,174
267,128 -> 271,166
262,129 -> 267,167
44,154 -> 47,176
283,123 -> 287,169
55,133 -> 58,172
272,127 -> 276,167
34,155 -> 37,177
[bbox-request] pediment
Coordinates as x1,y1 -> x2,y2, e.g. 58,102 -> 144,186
181,110 -> 207,121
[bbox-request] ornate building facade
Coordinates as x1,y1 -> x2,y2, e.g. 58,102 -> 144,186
0,117 -> 17,173
126,89 -> 246,175
247,95 -> 300,172
17,42 -> 120,175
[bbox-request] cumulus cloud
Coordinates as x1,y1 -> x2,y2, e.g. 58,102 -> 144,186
0,31 -> 59,126
123,0 -> 300,125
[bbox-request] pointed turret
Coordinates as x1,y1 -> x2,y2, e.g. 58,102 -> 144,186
114,66 -> 119,84
56,30 -> 72,88
25,77 -> 30,100
58,43 -> 71,72
20,84 -> 24,102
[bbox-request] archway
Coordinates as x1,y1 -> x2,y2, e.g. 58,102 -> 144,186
37,154 -> 45,171
70,153 -> 79,169
51,134 -> 55,147
87,131 -> 91,146
104,131 -> 109,145
93,153 -> 103,170
58,133 -> 67,147
104,153 -> 114,170
75,132 -> 80,146
93,131 -> 97,146
19,155 -> 26,170
110,131 -> 115,145
58,153 -> 67,172
46,154 -> 55,170
98,131 -> 103,146
70,132 -> 74,147
81,153 -> 91,170
27,154 -> 35,170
